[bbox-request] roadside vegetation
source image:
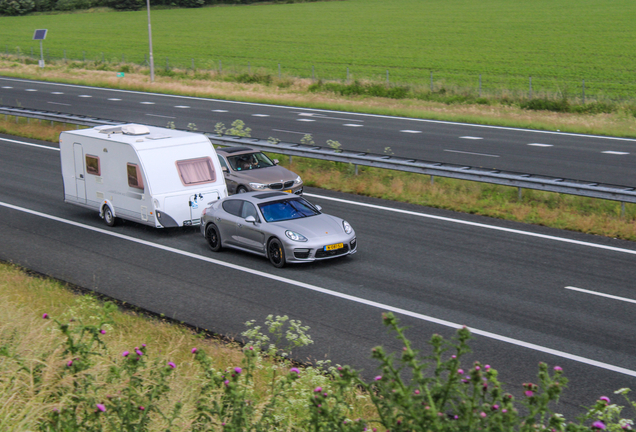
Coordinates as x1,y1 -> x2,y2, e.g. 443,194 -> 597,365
2,261 -> 635,431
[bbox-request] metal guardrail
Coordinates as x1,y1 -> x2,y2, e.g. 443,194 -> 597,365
2,105 -> 636,204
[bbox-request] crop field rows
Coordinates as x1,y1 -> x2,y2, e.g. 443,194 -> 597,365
0,0 -> 634,100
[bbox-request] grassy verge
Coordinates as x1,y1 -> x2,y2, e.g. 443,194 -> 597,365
2,116 -> 636,241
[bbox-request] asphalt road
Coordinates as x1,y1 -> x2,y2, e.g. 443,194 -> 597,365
1,132 -> 635,421
2,76 -> 636,187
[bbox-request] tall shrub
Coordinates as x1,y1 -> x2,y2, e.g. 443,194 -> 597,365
0,0 -> 35,15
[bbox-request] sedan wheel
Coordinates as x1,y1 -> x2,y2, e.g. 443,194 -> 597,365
268,238 -> 286,268
237,186 -> 248,194
205,224 -> 222,252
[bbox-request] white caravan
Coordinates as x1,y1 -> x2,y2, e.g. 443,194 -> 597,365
60,124 -> 228,228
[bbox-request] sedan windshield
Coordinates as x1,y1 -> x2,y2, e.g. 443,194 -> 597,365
258,198 -> 320,222
227,152 -> 275,171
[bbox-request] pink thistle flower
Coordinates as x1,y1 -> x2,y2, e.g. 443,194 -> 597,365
593,421 -> 606,430
122,351 -> 129,357
414,390 -> 420,395
451,355 -> 456,359
168,362 -> 176,369
96,404 -> 106,412
42,313 -> 49,319
600,396 -> 610,403
290,368 -> 300,374
554,366 -> 563,372
191,348 -> 197,354
492,404 -> 499,410
67,360 -> 73,367
485,365 -> 491,370
234,367 -> 242,374
142,344 -> 146,347
138,406 -> 145,411
224,380 -> 229,387
502,409 -> 508,413
314,387 -> 322,392
374,375 -> 382,381
475,366 -> 481,371
480,412 -> 487,418
457,369 -> 464,374
525,390 -> 534,397
135,349 -> 143,356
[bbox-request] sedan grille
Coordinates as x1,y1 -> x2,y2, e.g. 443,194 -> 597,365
268,181 -> 295,190
315,244 -> 350,258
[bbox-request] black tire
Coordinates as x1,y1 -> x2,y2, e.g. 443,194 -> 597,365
205,223 -> 222,252
268,238 -> 286,268
103,206 -> 116,227
236,186 -> 248,194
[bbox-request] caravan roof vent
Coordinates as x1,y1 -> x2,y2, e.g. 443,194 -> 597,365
122,125 -> 151,135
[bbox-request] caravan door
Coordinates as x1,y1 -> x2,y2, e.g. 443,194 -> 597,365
73,143 -> 86,204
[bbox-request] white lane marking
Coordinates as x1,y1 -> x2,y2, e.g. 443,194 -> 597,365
140,101 -> 155,105
108,98 -> 122,101
78,95 -> 92,98
174,105 -> 190,109
602,151 -> 629,155
444,149 -> 499,157
343,124 -> 363,127
51,92 -> 64,95
297,119 -> 315,122
0,137 -> 58,151
304,193 -> 636,256
212,109 -> 228,112
272,129 -> 311,135
48,102 -> 71,106
2,77 -> 633,143
298,113 -> 315,116
146,113 -> 175,119
400,130 -> 421,133
460,136 -> 483,140
252,114 -> 269,117
528,143 -> 553,147
1,86 -> 13,88
25,89 -> 37,92
296,112 -> 363,122
0,200 -> 634,378
565,286 -> 636,305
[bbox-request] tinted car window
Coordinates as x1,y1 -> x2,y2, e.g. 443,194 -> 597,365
258,198 -> 319,222
222,200 -> 243,216
227,152 -> 274,171
241,202 -> 259,220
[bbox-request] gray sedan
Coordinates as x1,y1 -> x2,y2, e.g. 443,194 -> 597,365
200,192 -> 356,267
216,147 -> 303,195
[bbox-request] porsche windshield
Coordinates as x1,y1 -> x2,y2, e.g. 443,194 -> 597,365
258,198 -> 320,222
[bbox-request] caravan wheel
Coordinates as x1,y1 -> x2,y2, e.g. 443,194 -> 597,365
103,206 -> 116,227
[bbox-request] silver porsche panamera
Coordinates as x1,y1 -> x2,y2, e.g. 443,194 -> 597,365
200,191 -> 357,267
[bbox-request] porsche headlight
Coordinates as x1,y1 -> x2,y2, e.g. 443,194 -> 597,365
285,230 -> 308,242
343,220 -> 352,234
293,175 -> 302,185
249,182 -> 268,190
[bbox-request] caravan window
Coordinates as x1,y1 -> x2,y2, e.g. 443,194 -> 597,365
85,155 -> 101,176
176,157 -> 216,186
127,163 -> 144,190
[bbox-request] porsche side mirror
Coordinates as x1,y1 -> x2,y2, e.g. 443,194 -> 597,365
245,215 -> 256,224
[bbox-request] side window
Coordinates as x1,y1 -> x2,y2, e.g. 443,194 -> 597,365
176,157 -> 216,186
127,163 -> 144,190
85,155 -> 101,176
241,202 -> 259,220
222,200 -> 242,217
217,155 -> 229,170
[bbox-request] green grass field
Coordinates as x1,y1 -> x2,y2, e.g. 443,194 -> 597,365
0,0 -> 635,99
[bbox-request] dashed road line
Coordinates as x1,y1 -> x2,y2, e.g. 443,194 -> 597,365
444,149 -> 499,157
565,286 -> 636,305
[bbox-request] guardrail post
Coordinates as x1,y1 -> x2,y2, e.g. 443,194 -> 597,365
289,155 -> 292,165
621,202 -> 626,219
518,187 -> 523,201
355,164 -> 358,175
430,175 -> 435,184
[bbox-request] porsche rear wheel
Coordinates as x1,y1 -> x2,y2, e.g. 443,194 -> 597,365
205,223 -> 222,252
268,238 -> 286,268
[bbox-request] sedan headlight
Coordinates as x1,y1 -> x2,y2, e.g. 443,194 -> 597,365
343,220 -> 353,234
285,230 -> 308,242
293,175 -> 302,185
249,182 -> 268,190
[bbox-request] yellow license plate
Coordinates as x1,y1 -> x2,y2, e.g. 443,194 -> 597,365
324,243 -> 343,251
283,189 -> 292,193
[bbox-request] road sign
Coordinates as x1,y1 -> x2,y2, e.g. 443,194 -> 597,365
33,29 -> 47,40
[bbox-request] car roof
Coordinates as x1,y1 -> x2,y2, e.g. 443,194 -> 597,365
216,146 -> 256,155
